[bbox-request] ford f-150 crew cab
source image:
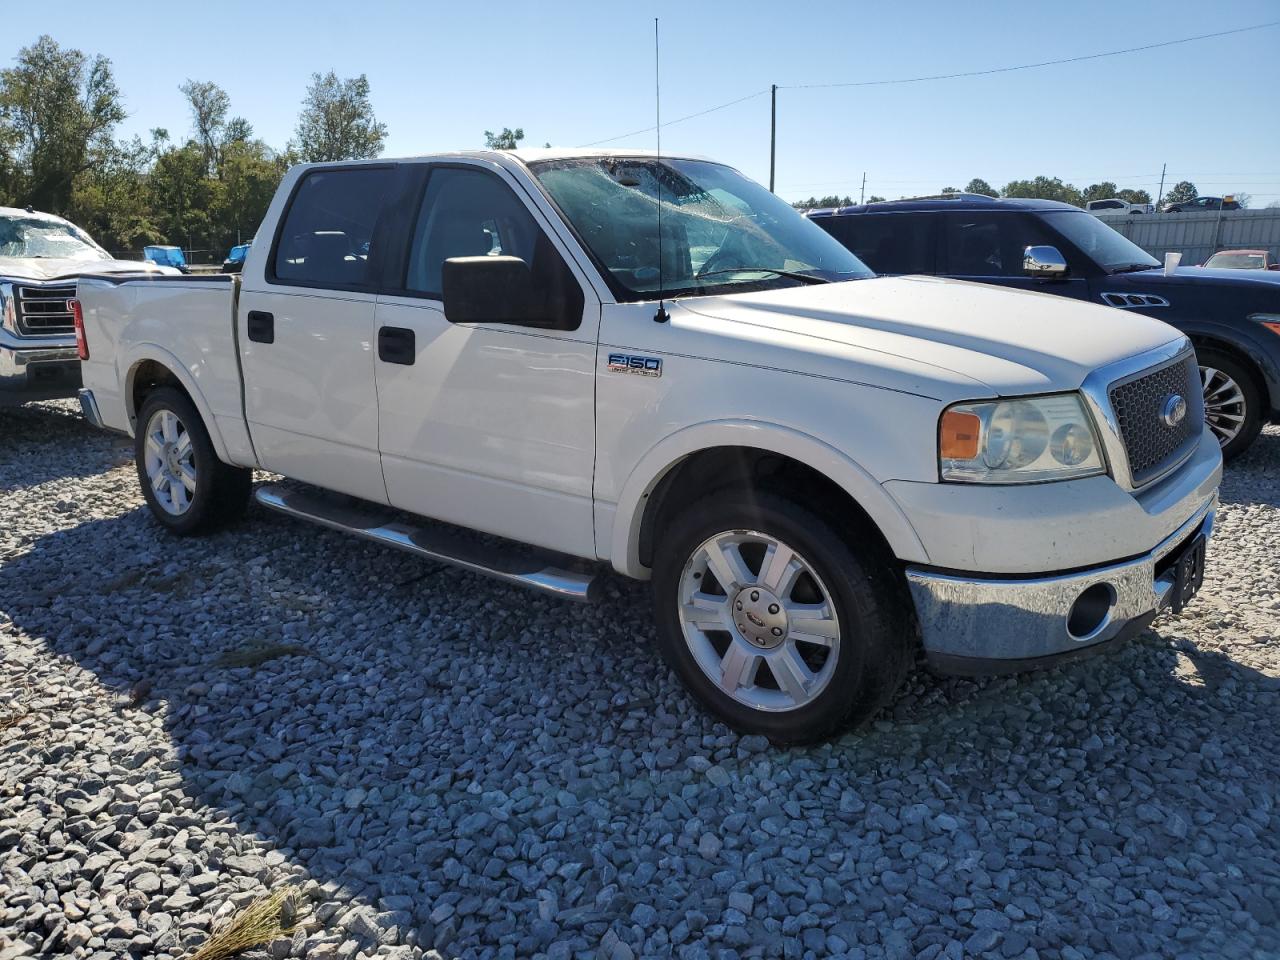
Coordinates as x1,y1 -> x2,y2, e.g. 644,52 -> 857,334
0,206 -> 174,405
75,150 -> 1223,742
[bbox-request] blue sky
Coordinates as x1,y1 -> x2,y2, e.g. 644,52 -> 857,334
6,0 -> 1280,205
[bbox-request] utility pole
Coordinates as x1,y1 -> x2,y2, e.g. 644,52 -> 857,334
769,84 -> 777,193
1155,162 -> 1167,211
860,172 -> 866,205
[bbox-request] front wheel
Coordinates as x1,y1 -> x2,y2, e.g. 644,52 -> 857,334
1197,348 -> 1263,461
651,490 -> 912,744
135,387 -> 251,535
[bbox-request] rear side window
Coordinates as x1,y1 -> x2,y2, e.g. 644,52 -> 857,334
814,214 -> 935,275
272,167 -> 395,289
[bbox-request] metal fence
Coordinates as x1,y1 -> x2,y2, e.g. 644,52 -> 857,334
1096,208 -> 1280,266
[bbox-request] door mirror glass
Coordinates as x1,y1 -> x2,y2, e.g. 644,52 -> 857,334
1023,245 -> 1069,278
442,255 -> 545,326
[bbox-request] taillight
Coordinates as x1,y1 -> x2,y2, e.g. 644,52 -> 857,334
71,298 -> 88,360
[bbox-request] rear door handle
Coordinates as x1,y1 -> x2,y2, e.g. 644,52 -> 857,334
378,326 -> 416,365
246,310 -> 274,344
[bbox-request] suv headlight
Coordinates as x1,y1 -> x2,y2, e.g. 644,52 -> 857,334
0,283 -> 14,334
939,393 -> 1106,483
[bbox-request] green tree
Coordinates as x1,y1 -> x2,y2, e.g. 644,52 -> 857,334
179,79 -> 229,174
1115,188 -> 1152,205
964,178 -> 997,197
1001,176 -> 1082,207
148,140 -> 220,255
66,132 -> 161,253
1081,181 -> 1118,204
940,186 -> 959,195
293,71 -> 387,163
867,195 -> 886,203
1164,180 -> 1197,206
0,35 -> 126,212
219,138 -> 286,246
484,127 -> 524,150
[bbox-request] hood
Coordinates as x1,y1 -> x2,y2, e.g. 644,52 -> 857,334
0,256 -> 176,282
678,275 -> 1184,397
1120,265 -> 1280,289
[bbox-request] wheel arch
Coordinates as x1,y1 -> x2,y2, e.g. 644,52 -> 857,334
1190,333 -> 1272,411
609,420 -> 929,579
124,346 -> 232,463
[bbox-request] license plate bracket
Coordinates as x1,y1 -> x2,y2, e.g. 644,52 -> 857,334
1169,535 -> 1206,614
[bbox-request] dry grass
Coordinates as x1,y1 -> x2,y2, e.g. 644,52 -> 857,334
216,643 -> 308,669
187,885 -> 303,960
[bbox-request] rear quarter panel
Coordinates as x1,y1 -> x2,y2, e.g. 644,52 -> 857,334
77,276 -> 256,466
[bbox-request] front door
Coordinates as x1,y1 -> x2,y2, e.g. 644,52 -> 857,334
939,211 -> 1092,300
238,165 -> 398,504
372,162 -> 600,558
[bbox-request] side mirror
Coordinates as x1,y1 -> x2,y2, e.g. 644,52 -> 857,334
223,259 -> 243,274
442,255 -> 545,326
1023,245 -> 1068,279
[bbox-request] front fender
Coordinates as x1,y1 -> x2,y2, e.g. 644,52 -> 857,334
607,419 -> 931,579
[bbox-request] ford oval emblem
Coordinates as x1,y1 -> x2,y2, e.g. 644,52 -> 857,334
1161,394 -> 1187,428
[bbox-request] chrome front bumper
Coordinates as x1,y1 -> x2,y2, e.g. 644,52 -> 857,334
0,327 -> 80,400
906,497 -> 1216,673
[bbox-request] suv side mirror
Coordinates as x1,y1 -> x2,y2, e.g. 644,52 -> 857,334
1023,245 -> 1069,279
443,255 -> 543,326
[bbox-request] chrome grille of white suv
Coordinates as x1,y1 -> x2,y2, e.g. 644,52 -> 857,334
14,283 -> 77,335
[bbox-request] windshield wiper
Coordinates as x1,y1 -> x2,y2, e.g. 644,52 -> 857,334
695,267 -> 832,285
1110,263 -> 1158,274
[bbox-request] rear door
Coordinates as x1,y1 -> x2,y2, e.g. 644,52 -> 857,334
816,212 -> 936,276
371,161 -> 600,558
238,165 -> 398,503
938,211 -> 1092,300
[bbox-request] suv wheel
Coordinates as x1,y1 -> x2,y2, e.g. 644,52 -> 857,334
1197,348 -> 1263,461
651,490 -> 912,744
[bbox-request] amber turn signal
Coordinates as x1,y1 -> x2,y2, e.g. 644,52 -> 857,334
1261,321 -> 1280,338
940,410 -> 982,460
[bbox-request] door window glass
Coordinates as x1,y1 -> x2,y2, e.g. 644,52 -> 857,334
942,213 -> 1055,277
404,166 -> 582,328
272,167 -> 394,289
816,214 -> 935,275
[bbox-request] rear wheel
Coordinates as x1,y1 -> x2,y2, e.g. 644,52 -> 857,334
651,490 -> 912,744
135,387 -> 251,535
1197,347 -> 1263,461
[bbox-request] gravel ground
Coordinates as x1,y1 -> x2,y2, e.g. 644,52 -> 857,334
1,399 -> 1278,960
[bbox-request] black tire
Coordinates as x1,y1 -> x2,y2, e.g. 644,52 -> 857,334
651,489 -> 913,744
1197,347 -> 1264,462
134,387 -> 251,535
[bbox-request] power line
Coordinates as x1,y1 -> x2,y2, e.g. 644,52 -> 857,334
578,88 -> 770,147
781,21 -> 1280,90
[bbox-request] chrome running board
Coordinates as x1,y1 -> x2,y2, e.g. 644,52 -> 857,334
254,484 -> 600,602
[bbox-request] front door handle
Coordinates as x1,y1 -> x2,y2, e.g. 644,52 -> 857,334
246,310 -> 274,344
378,326 -> 416,365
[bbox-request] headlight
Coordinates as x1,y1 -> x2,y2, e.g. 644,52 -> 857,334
939,393 -> 1106,483
0,283 -> 14,334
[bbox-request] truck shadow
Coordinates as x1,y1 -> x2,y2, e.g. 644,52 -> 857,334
2,493 -> 1278,956
0,399 -> 133,489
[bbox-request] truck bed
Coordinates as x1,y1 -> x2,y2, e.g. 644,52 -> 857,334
76,273 -> 257,467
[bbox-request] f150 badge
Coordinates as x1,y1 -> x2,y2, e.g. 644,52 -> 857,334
607,353 -> 662,377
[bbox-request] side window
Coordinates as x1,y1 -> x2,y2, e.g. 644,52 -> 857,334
817,214 -> 935,275
272,167 -> 394,289
942,213 -> 1054,277
405,167 -> 583,329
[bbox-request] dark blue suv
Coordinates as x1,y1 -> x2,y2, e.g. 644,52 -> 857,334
807,195 -> 1280,460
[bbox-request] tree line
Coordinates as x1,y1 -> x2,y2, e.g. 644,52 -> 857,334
0,36 -> 390,261
792,177 -> 1242,211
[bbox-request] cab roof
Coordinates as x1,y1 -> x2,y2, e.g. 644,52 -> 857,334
804,195 -> 1083,218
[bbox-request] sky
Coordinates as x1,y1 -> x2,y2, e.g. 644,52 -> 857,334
5,0 -> 1280,206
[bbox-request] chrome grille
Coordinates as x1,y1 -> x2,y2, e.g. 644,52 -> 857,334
1109,353 -> 1203,487
14,283 -> 77,335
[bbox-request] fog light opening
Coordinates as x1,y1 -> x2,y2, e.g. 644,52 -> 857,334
1067,583 -> 1116,640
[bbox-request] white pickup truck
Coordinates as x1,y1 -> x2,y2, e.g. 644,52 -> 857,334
76,150 -> 1222,742
0,206 -> 174,405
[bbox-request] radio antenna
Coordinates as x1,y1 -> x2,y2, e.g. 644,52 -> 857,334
653,17 -> 669,323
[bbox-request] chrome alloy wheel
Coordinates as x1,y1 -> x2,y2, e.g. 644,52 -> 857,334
1200,365 -> 1247,446
143,409 -> 196,515
677,530 -> 841,713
